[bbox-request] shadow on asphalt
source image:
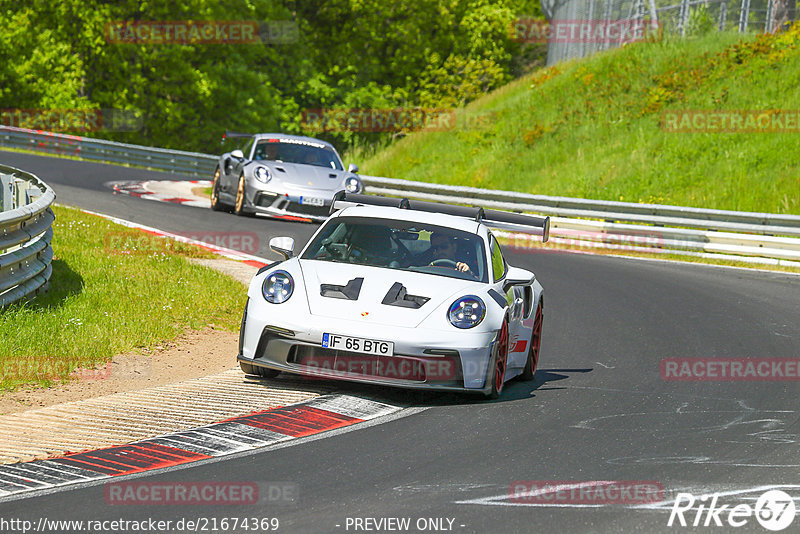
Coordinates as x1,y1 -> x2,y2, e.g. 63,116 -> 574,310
249,367 -> 594,408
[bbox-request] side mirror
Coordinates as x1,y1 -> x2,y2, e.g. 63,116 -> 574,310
347,163 -> 359,174
503,266 -> 535,291
231,149 -> 245,159
269,236 -> 295,259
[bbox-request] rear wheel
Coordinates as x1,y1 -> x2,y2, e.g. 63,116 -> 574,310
239,361 -> 280,378
485,319 -> 509,399
520,303 -> 543,381
210,166 -> 226,211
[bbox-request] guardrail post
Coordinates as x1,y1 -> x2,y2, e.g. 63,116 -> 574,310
25,187 -> 43,204
14,178 -> 29,208
0,173 -> 13,212
739,0 -> 751,32
719,0 -> 728,30
679,0 -> 690,37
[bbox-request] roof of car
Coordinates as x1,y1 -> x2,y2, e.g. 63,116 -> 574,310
252,133 -> 335,149
332,205 -> 484,235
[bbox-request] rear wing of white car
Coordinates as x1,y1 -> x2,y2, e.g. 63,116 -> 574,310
331,192 -> 550,242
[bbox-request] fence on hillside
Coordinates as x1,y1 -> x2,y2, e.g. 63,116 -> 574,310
540,0 -> 797,64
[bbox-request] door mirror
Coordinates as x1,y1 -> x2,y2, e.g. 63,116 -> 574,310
347,163 -> 359,174
231,149 -> 245,159
269,236 -> 295,259
503,266 -> 534,291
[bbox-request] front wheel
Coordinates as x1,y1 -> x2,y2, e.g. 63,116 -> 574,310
520,303 -> 543,381
239,361 -> 280,378
485,319 -> 509,399
234,173 -> 249,216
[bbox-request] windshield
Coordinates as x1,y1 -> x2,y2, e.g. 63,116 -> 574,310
301,217 -> 488,283
252,139 -> 343,170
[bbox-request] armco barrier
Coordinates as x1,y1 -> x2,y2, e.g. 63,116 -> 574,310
2,125 -> 799,266
0,164 -> 55,306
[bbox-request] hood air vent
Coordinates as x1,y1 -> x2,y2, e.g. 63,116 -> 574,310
320,277 -> 364,300
381,282 -> 429,309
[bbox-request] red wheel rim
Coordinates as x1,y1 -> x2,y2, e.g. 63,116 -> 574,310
530,305 -> 542,371
495,320 -> 508,392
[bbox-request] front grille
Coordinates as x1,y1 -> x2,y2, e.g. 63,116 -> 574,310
254,192 -> 329,217
255,191 -> 280,207
286,202 -> 329,217
288,345 -> 463,384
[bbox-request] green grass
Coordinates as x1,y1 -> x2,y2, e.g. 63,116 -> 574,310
358,27 -> 800,214
0,205 -> 246,391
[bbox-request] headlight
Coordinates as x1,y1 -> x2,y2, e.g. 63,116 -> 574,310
345,176 -> 362,193
254,166 -> 271,183
448,295 -> 486,329
262,270 -> 294,304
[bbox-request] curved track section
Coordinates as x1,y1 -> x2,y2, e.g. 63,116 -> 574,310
1,150 -> 799,533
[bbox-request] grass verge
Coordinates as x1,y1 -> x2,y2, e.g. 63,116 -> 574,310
0,205 -> 246,392
358,27 -> 800,215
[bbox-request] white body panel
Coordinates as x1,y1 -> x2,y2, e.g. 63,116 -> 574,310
238,204 -> 544,395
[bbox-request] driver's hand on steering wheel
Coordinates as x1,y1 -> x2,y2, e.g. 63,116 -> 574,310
456,261 -> 471,273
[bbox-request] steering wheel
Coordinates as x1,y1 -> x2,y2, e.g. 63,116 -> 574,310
322,241 -> 347,260
430,259 -> 459,268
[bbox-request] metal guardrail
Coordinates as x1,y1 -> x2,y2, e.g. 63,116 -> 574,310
0,164 -> 56,306
0,126 -> 216,177
2,125 -> 799,266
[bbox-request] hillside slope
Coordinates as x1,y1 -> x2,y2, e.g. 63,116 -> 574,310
361,27 -> 800,214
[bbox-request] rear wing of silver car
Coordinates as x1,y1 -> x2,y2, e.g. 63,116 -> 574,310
221,131 -> 253,144
331,192 -> 550,242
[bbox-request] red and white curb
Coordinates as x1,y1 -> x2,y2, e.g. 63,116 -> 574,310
79,207 -> 270,269
0,395 -> 400,500
108,180 -> 211,209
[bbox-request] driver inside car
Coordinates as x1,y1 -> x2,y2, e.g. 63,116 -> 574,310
429,232 -> 473,275
348,225 -> 398,267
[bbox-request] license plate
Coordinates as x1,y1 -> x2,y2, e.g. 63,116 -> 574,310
300,196 -> 324,207
322,333 -> 393,356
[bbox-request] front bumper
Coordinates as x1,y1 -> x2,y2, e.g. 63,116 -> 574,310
239,306 -> 497,393
250,190 -> 331,222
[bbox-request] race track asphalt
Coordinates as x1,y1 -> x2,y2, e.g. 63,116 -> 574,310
2,149 -> 799,533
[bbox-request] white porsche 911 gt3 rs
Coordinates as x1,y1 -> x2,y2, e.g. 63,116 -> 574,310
237,194 -> 548,398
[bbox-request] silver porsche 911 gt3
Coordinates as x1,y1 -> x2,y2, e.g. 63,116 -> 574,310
210,133 -> 363,221
237,193 -> 549,398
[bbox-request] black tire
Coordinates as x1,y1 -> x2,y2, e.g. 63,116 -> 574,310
520,303 -> 543,381
485,318 -> 509,399
210,166 -> 226,212
239,361 -> 280,378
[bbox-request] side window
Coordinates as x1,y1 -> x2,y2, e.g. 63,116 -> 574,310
490,235 -> 507,282
241,137 -> 255,159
